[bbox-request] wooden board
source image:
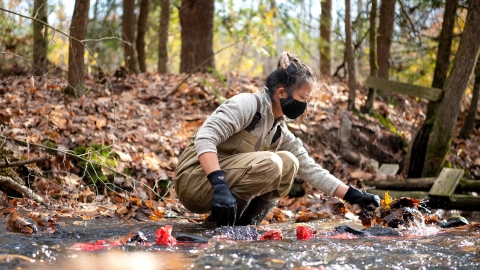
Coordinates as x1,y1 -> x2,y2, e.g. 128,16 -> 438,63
428,168 -> 463,198
364,177 -> 480,192
365,76 -> 443,101
364,177 -> 436,191
376,163 -> 399,178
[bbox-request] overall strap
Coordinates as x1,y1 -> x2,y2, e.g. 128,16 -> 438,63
244,95 -> 262,132
243,94 -> 265,151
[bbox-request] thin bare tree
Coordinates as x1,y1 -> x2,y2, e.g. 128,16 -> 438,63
345,0 -> 356,111
158,0 -> 170,74
137,0 -> 150,73
122,0 -> 139,74
33,0 -> 48,75
320,0 -> 332,77
67,0 -> 90,97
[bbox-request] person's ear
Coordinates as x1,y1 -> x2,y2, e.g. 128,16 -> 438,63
277,87 -> 287,98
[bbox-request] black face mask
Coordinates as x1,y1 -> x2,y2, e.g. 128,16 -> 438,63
280,94 -> 307,119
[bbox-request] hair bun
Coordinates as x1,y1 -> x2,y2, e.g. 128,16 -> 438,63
278,51 -> 290,70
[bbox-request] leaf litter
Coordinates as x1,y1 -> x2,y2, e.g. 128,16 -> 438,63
0,72 -> 479,247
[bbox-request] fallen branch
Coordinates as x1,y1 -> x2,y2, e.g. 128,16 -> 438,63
0,155 -> 52,169
0,135 -> 164,200
0,176 -> 47,206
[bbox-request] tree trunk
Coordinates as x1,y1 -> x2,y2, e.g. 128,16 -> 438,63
345,0 -> 356,111
319,0 -> 332,77
158,0 -> 170,74
180,0 -> 215,73
362,0 -> 378,114
423,0 -> 480,177
67,0 -> 90,97
137,0 -> 150,73
459,59 -> 480,139
376,0 -> 395,97
122,0 -> 139,74
33,0 -> 48,76
405,0 -> 458,177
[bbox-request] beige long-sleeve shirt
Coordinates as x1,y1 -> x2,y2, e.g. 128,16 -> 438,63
194,88 -> 343,196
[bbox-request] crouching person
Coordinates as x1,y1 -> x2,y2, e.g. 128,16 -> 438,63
174,52 -> 380,226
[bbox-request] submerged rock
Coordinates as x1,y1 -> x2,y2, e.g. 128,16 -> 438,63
438,216 -> 469,228
334,225 -> 403,237
335,225 -> 366,236
363,226 -> 403,236
174,233 -> 209,244
214,226 -> 259,240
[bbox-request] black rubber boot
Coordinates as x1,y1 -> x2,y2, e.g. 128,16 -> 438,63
205,195 -> 249,226
235,196 -> 278,226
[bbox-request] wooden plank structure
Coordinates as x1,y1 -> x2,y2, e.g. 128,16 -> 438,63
365,76 -> 444,101
428,168 -> 463,199
366,164 -> 480,210
362,77 -> 479,210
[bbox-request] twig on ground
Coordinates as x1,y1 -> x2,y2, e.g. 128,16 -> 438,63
0,156 -> 52,169
0,176 -> 47,206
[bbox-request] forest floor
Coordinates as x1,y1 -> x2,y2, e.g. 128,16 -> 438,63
1,72 -> 480,232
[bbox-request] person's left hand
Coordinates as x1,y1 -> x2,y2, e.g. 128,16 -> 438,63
343,186 -> 380,208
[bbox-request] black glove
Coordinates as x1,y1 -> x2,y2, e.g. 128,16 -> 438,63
343,186 -> 380,208
207,170 -> 236,226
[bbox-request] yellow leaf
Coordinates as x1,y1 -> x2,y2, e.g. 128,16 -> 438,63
381,191 -> 393,210
41,25 -> 45,38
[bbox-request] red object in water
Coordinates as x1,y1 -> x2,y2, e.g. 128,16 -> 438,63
155,225 -> 177,246
296,225 -> 313,240
259,229 -> 283,240
71,239 -> 123,251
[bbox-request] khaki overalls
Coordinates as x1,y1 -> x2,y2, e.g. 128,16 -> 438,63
174,95 -> 299,214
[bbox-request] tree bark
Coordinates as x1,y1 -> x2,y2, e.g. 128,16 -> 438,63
122,0 -> 139,74
405,0 -> 458,177
345,0 -> 356,111
423,0 -> 480,177
33,0 -> 48,76
158,0 -> 170,74
376,0 -> 396,98
137,0 -> 150,73
362,0 -> 378,114
67,0 -> 90,97
180,0 -> 215,73
320,0 -> 332,77
459,59 -> 480,139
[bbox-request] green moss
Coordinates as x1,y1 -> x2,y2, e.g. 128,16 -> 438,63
42,139 -> 57,155
372,112 -> 398,134
72,144 -> 119,184
157,179 -> 172,197
123,167 -> 133,176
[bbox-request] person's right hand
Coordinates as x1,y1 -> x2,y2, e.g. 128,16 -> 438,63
207,170 -> 237,226
343,185 -> 380,208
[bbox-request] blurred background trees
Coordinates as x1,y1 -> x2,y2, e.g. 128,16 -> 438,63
1,0 -> 480,178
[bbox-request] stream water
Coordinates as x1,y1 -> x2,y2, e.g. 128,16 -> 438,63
0,214 -> 479,270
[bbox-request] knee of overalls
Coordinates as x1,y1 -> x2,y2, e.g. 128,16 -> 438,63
248,152 -> 283,183
276,151 -> 299,174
